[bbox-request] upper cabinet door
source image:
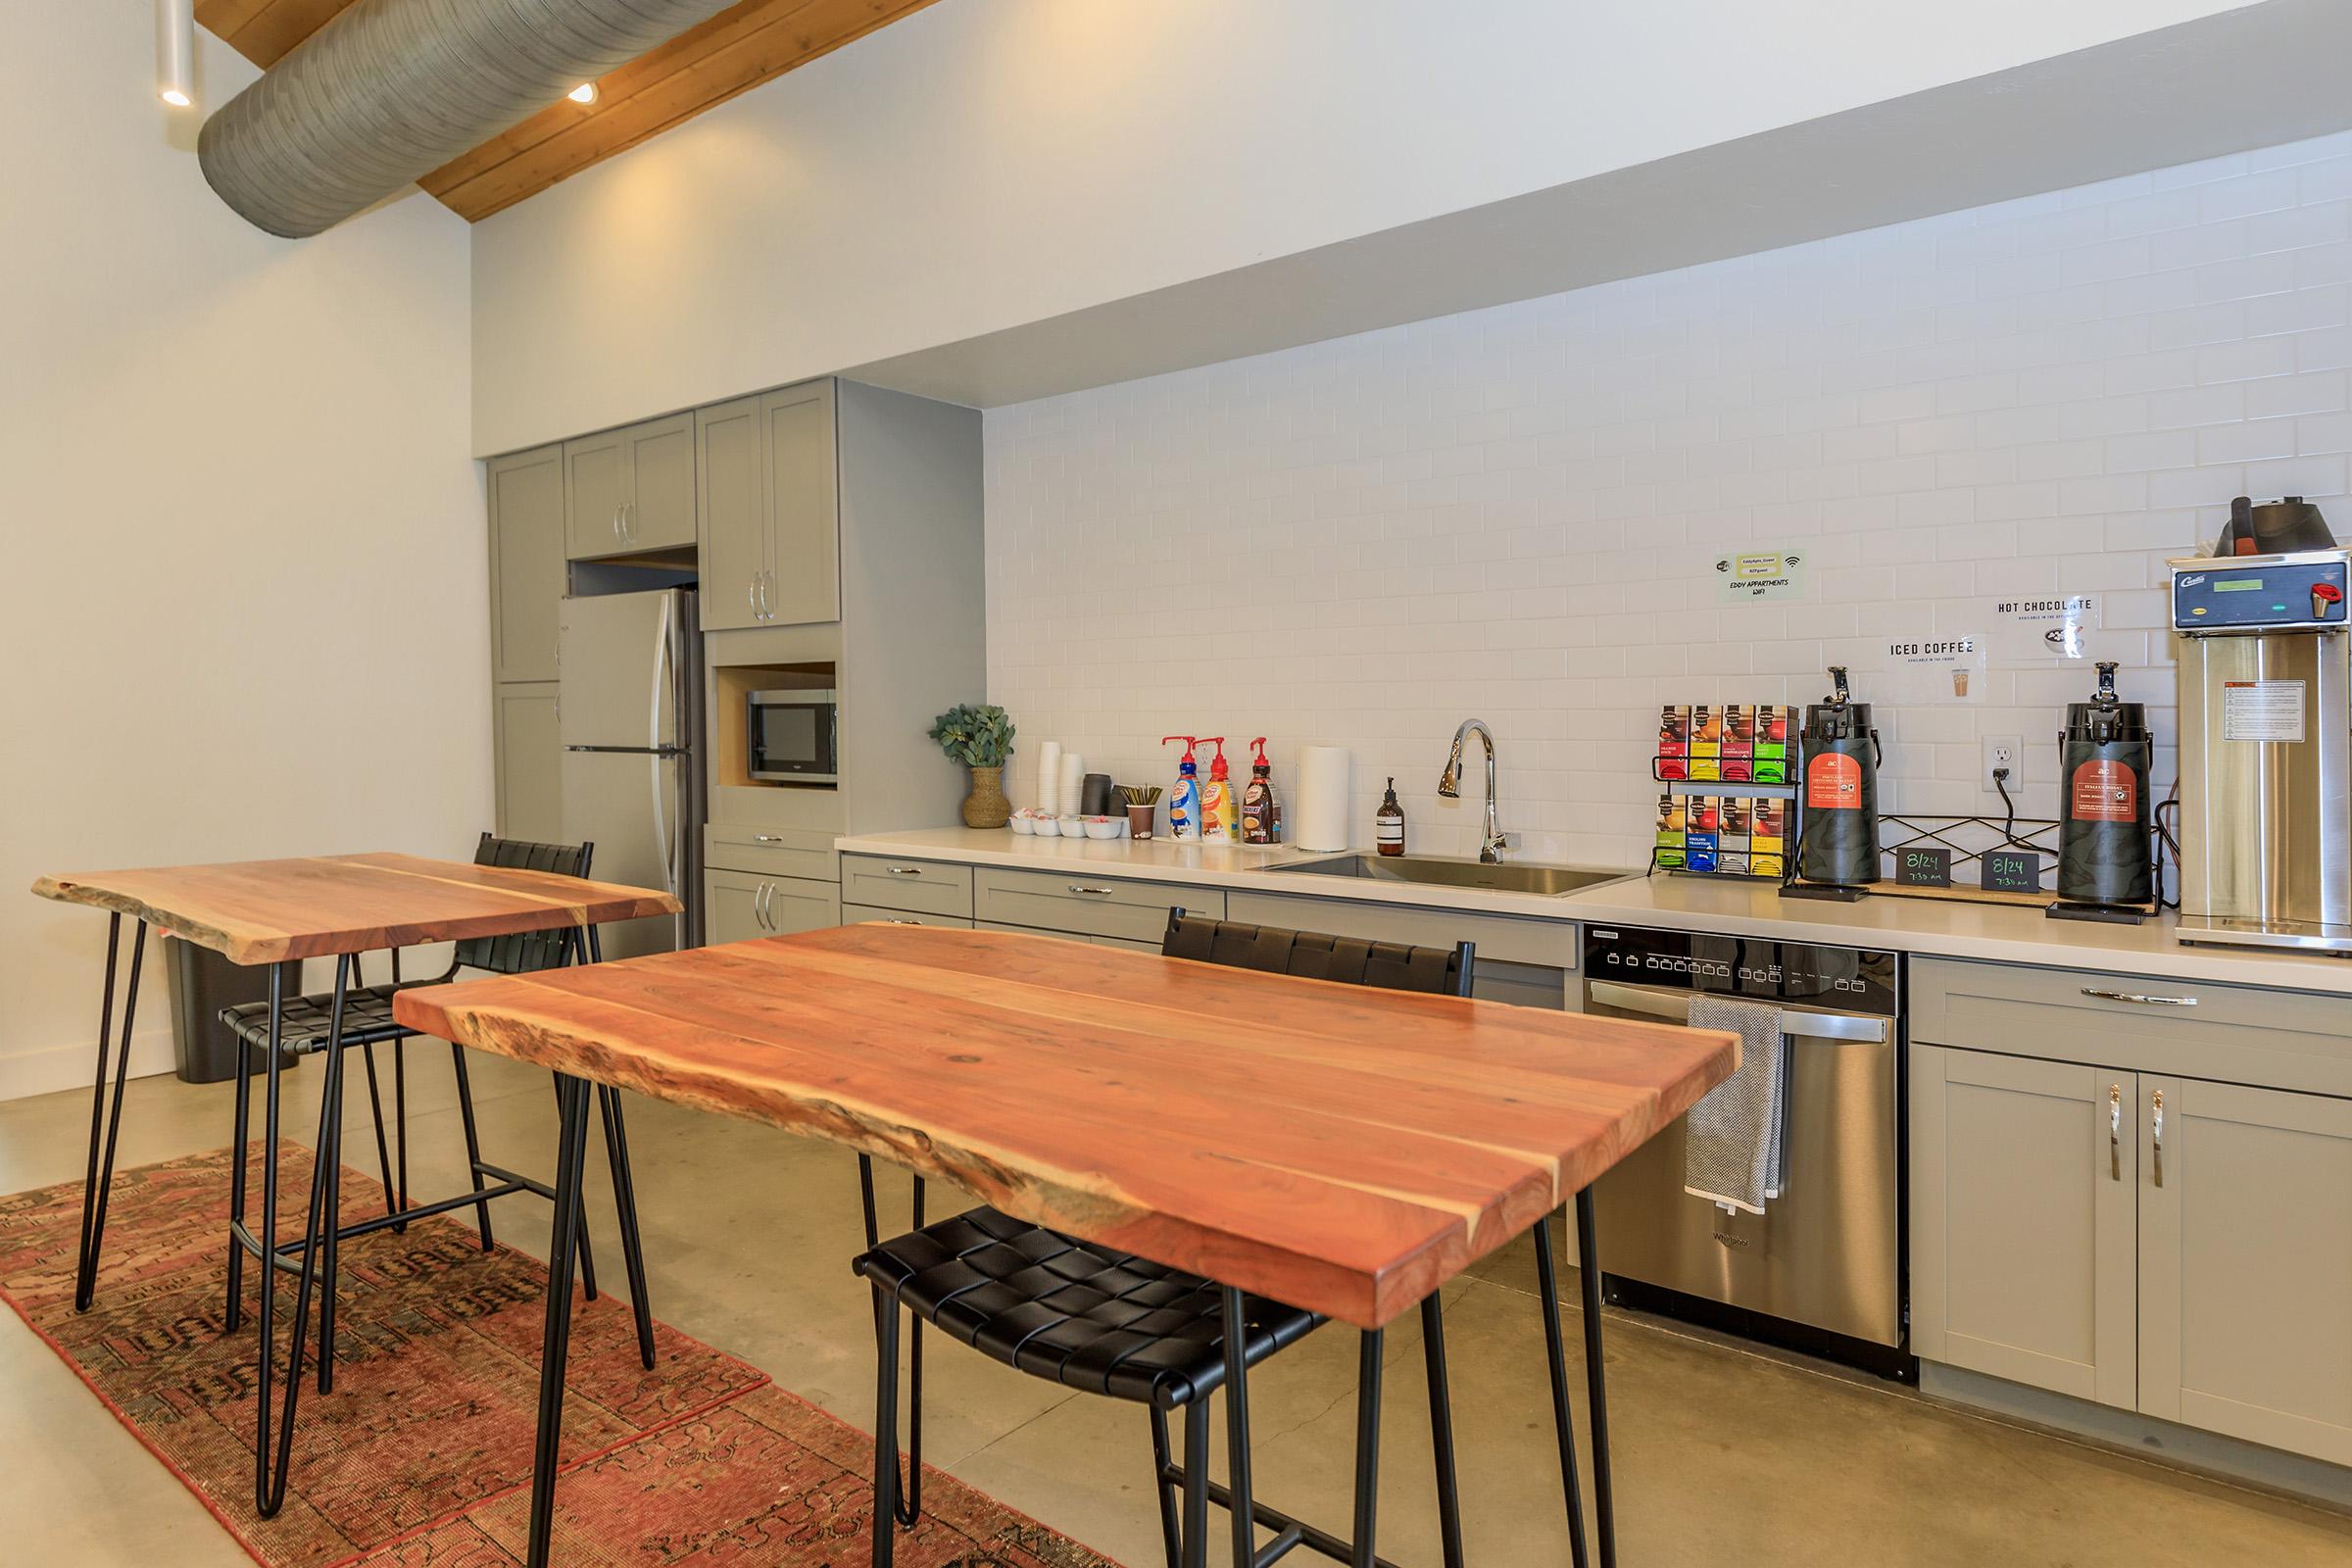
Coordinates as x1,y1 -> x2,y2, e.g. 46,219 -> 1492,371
564,429 -> 630,560
763,380 -> 840,626
488,445 -> 565,683
2139,1076 -> 2352,1464
1909,1045 -> 2138,1410
696,396 -> 766,632
623,413 -> 697,551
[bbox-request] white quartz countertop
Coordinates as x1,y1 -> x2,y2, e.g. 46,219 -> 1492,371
833,826 -> 2352,997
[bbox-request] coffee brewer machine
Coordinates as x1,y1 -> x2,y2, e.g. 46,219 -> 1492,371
2171,498 -> 2352,953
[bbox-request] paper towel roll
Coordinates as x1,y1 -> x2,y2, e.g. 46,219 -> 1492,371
1034,741 -> 1061,811
1292,746 -> 1352,851
1057,752 -> 1085,816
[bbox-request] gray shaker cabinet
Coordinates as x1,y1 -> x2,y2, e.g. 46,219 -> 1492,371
2137,1076 -> 2352,1465
1910,1045 -> 2138,1410
696,380 -> 841,629
762,379 -> 840,626
487,445 -> 565,683
695,395 -> 765,631
492,682 -> 564,843
565,412 -> 697,560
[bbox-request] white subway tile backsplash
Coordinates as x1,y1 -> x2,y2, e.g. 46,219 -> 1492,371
985,136 -> 2352,869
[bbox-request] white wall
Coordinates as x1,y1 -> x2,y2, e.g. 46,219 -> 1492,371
468,0 -> 2255,455
0,7 -> 483,1100
985,134 -> 2352,868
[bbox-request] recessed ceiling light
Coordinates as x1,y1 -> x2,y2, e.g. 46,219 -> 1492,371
157,0 -> 195,110
568,82 -> 599,105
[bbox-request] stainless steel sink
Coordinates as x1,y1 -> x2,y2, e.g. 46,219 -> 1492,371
1268,853 -> 1630,897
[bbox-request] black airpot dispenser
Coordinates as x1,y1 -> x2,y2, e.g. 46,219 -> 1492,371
1785,665 -> 1883,900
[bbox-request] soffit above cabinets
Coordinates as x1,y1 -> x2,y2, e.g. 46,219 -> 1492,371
194,0 -> 941,222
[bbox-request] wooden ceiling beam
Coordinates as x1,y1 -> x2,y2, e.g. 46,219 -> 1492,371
191,0 -> 940,224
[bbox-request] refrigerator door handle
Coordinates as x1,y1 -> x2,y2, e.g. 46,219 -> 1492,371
649,596 -> 675,919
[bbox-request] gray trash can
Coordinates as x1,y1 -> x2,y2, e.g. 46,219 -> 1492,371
163,937 -> 305,1084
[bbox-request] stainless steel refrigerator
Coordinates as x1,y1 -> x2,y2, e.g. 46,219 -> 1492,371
560,589 -> 704,959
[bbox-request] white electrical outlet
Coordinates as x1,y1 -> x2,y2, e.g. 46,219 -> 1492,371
1983,735 -> 2023,793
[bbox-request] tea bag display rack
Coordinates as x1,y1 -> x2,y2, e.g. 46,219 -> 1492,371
1645,763 -> 1802,882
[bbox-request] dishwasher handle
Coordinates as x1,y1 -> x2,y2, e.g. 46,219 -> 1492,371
1586,979 -> 1889,1044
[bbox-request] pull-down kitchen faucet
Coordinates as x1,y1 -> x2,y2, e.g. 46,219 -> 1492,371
1439,718 -> 1508,863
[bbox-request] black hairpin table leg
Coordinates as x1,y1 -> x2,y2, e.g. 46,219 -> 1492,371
1576,1188 -> 1618,1568
74,914 -> 146,1313
525,1072 -> 595,1568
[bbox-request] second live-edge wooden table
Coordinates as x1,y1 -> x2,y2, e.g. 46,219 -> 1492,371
29,852 -> 679,1517
396,921 -> 1738,1568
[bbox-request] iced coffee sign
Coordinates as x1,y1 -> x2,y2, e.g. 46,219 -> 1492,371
1985,594 -> 2102,664
1882,634 -> 1988,705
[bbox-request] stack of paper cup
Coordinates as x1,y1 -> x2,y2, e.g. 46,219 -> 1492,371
1057,753 -> 1085,816
1292,746 -> 1351,851
1034,740 -> 1062,812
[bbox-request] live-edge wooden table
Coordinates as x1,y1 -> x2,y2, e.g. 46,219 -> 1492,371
395,921 -> 1738,1568
30,852 -> 679,1517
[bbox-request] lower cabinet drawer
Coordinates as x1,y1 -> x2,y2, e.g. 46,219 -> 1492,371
1911,956 -> 2352,1097
843,903 -> 973,930
973,869 -> 1222,946
706,823 -> 837,883
840,855 -> 975,918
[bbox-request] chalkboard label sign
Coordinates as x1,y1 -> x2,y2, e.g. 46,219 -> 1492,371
1983,849 -> 2042,894
1895,847 -> 1953,888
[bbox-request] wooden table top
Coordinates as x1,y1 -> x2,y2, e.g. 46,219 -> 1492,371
391,923 -> 1736,1328
30,853 -> 681,965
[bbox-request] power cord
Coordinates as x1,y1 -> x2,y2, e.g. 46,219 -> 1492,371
1991,765 -> 2026,848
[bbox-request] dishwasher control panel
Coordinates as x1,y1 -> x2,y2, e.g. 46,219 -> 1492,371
1584,925 -> 1898,1015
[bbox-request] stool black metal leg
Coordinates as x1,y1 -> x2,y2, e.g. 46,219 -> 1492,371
1533,1210 -> 1592,1568
74,914 -> 145,1313
392,1038 -> 410,1234
597,1086 -> 657,1371
1418,1297 -> 1465,1568
901,1177 -> 924,1529
1181,1398 -> 1211,1568
869,1286 -> 902,1568
1149,1407 -> 1184,1568
1576,1188 -> 1617,1568
224,959 -> 276,1335
1219,1286 -> 1256,1568
1351,1326 -> 1385,1568
524,1072 -> 594,1568
451,1045 -> 495,1251
255,986 -> 345,1517
317,956 -> 351,1396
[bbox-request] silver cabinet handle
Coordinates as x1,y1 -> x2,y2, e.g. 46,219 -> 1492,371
885,866 -> 926,876
748,576 -> 760,615
755,880 -> 773,931
2151,1088 -> 2166,1188
620,500 -> 633,542
2081,988 -> 2195,1007
761,569 -> 775,620
2109,1084 -> 2122,1182
751,833 -> 786,844
881,918 -> 919,925
1067,884 -> 1116,896
612,505 -> 621,540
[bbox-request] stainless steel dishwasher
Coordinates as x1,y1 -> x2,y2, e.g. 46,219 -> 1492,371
1582,924 -> 1911,1380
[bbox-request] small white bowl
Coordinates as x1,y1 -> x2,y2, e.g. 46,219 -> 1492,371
1032,813 -> 1059,836
1059,814 -> 1089,837
1008,812 -> 1035,835
1085,815 -> 1120,840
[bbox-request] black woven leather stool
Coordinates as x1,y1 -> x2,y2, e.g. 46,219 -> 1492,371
854,913 -> 1488,1568
217,834 -> 658,1443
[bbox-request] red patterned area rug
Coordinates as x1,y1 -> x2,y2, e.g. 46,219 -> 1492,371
0,1145 -> 1119,1568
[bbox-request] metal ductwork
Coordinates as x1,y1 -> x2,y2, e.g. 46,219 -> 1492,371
198,0 -> 738,238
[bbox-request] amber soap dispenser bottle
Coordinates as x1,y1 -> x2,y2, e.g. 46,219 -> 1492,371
1376,777 -> 1406,857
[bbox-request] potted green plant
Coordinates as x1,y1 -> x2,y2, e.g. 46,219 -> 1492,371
928,704 -> 1016,828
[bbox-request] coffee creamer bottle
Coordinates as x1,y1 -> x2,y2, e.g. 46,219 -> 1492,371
1161,736 -> 1203,841
1199,737 -> 1240,843
1240,737 -> 1283,845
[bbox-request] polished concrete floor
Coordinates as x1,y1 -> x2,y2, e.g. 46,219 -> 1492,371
5,1054 -> 2348,1566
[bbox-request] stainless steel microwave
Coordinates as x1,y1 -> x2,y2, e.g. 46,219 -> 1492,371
748,688 -> 839,783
